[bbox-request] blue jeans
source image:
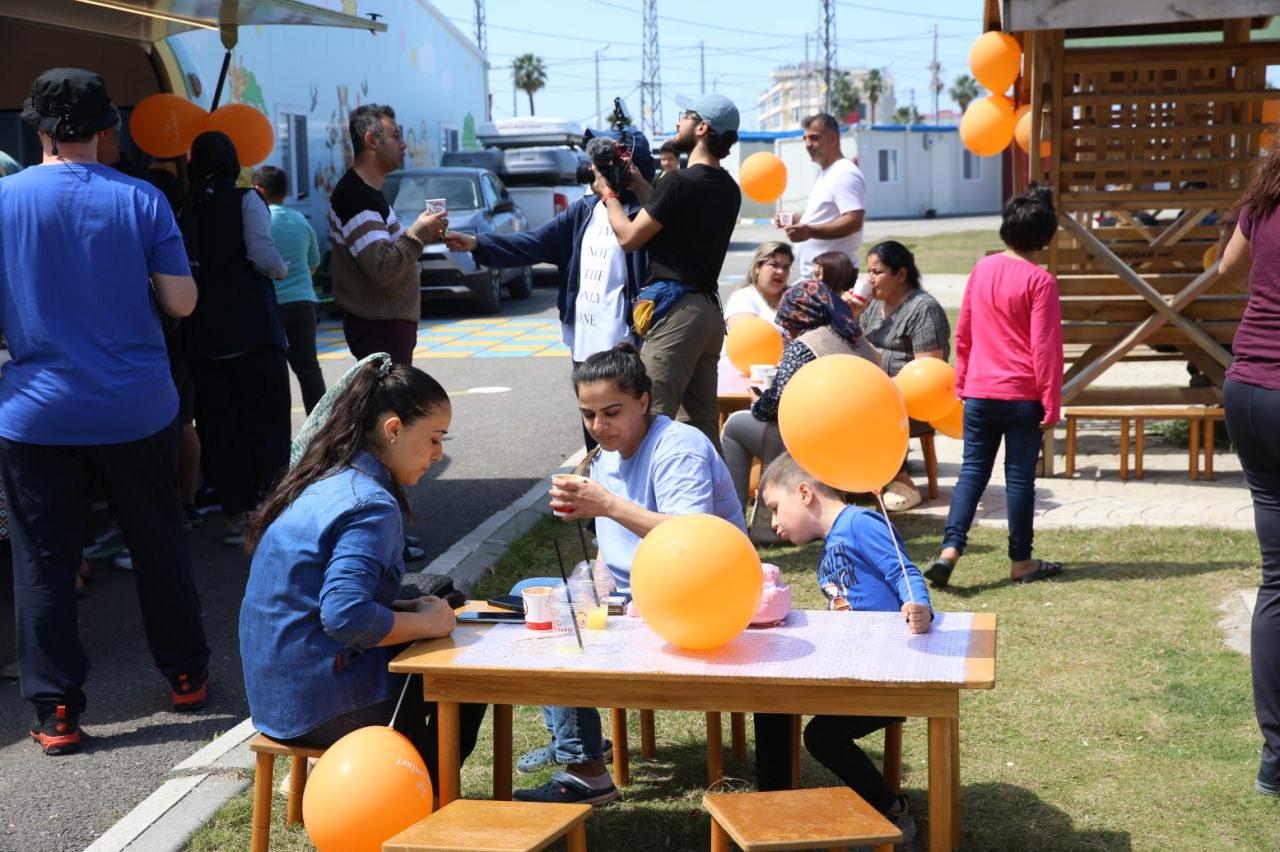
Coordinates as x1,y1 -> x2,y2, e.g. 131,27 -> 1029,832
941,398 -> 1044,562
510,577 -> 608,765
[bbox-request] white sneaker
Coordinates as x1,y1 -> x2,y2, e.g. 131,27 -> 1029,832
223,515 -> 247,547
112,548 -> 134,571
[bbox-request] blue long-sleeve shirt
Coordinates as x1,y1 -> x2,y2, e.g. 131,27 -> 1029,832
817,506 -> 932,613
470,195 -> 649,328
239,451 -> 406,739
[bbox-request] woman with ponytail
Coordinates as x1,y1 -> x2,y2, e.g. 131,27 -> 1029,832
238,354 -> 485,791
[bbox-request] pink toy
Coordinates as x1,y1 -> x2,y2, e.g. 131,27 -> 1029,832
751,563 -> 792,627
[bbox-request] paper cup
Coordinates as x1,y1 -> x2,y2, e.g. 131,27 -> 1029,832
521,586 -> 553,631
550,473 -> 588,518
777,211 -> 795,227
848,278 -> 873,308
749,364 -> 778,389
425,197 -> 447,215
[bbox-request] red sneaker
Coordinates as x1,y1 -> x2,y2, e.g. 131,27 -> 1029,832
30,705 -> 81,756
170,670 -> 209,712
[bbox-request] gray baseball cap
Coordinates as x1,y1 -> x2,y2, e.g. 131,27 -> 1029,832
674,93 -> 739,135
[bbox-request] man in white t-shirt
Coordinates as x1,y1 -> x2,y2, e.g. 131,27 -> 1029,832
778,112 -> 866,277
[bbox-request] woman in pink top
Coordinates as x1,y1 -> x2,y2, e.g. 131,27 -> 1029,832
925,185 -> 1064,588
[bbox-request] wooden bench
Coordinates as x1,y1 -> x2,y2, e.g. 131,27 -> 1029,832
1063,406 -> 1225,481
248,733 -> 327,852
703,787 -> 901,852
383,799 -> 590,851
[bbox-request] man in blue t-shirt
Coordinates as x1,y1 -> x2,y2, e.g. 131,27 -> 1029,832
0,69 -> 211,755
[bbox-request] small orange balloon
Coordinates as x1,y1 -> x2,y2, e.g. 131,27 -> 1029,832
725,316 -> 784,375
960,94 -> 1016,157
893,357 -> 957,423
931,399 -> 964,440
739,152 -> 787,204
1014,108 -> 1032,153
969,31 -> 1022,95
779,354 -> 908,493
129,94 -> 209,158
303,726 -> 432,852
206,103 -> 274,166
631,514 -> 762,651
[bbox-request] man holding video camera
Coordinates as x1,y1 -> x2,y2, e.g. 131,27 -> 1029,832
592,93 -> 742,453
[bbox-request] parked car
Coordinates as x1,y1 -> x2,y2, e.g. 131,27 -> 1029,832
381,166 -> 533,313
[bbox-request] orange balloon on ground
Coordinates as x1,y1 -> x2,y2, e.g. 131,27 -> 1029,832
206,103 -> 274,166
893,357 -> 958,423
778,354 -> 908,493
969,31 -> 1022,94
960,94 -> 1015,157
129,94 -> 209,158
631,514 -> 762,651
725,316 -> 784,374
739,152 -> 787,204
931,399 -> 965,440
303,726 -> 433,852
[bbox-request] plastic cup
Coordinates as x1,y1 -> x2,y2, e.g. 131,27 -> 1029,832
749,364 -> 778,389
549,599 -> 587,651
586,605 -> 609,629
425,197 -> 447,215
550,473 -> 588,518
521,586 -> 553,631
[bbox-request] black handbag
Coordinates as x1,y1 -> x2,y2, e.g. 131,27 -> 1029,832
396,571 -> 467,609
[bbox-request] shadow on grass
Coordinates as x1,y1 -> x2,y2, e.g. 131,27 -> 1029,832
941,559 -> 1252,598
957,782 -> 1132,851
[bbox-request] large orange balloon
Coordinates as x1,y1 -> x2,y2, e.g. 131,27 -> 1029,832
960,94 -> 1015,157
725,316 -> 784,375
930,399 -> 964,440
893,357 -> 957,423
631,514 -> 762,651
303,726 -> 433,852
778,354 -> 908,493
206,103 -> 274,166
969,31 -> 1022,94
129,94 -> 209,158
739,152 -> 787,204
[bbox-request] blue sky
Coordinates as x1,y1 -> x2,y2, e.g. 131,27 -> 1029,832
428,0 -> 986,129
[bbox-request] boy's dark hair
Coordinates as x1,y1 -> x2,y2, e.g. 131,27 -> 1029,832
349,104 -> 396,158
811,251 -> 856,293
758,452 -> 843,501
802,113 -> 840,136
658,141 -> 677,156
704,127 -> 738,160
253,164 -> 288,199
572,342 -> 652,401
246,361 -> 449,552
998,183 -> 1057,253
866,240 -> 922,289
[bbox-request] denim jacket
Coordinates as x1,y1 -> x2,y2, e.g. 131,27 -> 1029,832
239,451 -> 406,739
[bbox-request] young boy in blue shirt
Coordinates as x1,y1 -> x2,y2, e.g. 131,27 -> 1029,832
752,452 -> 932,840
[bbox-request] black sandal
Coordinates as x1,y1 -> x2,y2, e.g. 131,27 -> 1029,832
1014,560 -> 1063,584
924,557 -> 955,589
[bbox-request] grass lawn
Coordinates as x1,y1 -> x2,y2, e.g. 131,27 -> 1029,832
188,516 -> 1271,851
877,230 -> 1005,275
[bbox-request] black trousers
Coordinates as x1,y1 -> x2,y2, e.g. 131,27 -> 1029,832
754,712 -> 898,812
285,675 -> 487,795
1225,378 -> 1280,789
0,420 -> 210,716
278,301 -> 327,415
191,346 -> 291,516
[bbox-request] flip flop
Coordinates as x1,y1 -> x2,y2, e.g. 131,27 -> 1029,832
1014,560 -> 1064,584
924,557 -> 954,589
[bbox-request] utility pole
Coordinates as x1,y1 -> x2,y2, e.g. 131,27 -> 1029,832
641,0 -> 662,137
474,0 -> 487,59
928,24 -> 942,125
819,0 -> 836,115
700,40 -> 705,93
512,63 -> 517,117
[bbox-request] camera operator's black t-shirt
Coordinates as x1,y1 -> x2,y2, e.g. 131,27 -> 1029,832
643,164 -> 742,292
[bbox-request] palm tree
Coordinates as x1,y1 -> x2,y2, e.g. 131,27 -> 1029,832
512,54 -> 547,116
892,105 -> 921,125
862,68 -> 884,125
829,75 -> 862,124
949,74 -> 981,112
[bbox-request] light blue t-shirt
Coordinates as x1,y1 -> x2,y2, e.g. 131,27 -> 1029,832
0,163 -> 188,445
268,204 -> 320,304
591,415 -> 746,587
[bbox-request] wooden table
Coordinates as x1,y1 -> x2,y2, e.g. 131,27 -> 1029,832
391,609 -> 996,852
717,360 -> 753,427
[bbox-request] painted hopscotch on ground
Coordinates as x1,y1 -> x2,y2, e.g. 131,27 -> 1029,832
316,318 -> 568,360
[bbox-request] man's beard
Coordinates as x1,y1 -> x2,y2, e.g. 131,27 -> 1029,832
671,127 -> 696,154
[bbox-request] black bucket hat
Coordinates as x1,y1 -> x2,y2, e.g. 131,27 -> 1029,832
21,68 -> 119,141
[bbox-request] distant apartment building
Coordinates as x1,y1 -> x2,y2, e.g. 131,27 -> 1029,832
756,63 -> 897,130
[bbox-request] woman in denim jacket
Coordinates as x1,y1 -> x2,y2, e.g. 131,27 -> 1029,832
238,356 -> 485,791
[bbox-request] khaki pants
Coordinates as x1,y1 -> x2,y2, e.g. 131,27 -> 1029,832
640,291 -> 724,454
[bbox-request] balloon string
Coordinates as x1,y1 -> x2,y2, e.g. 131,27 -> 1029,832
873,490 -> 917,607
388,674 -> 412,729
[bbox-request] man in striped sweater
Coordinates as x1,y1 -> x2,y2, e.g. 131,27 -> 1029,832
329,104 -> 448,365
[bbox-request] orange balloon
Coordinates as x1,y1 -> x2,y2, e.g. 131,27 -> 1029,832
739,152 -> 787,204
303,726 -> 433,852
893,357 -> 957,423
960,94 -> 1016,157
206,103 -> 274,166
1014,108 -> 1032,153
631,514 -> 762,651
969,31 -> 1022,94
778,354 -> 908,493
129,94 -> 209,158
930,399 -> 964,440
725,316 -> 784,375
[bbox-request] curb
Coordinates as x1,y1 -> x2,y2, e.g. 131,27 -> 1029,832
85,447 -> 588,849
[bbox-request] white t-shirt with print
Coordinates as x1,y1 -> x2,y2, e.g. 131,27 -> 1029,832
795,158 -> 866,277
563,201 -> 632,362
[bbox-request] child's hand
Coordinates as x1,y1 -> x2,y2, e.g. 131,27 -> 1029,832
901,602 -> 931,634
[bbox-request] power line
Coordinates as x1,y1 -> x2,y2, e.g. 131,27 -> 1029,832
834,1 -> 976,23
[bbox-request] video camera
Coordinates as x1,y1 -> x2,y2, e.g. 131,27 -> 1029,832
576,97 -> 638,189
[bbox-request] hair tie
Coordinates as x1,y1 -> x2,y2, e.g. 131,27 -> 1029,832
373,353 -> 393,377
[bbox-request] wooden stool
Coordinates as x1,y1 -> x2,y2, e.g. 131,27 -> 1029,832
1063,406 -> 1225,481
918,432 -> 939,501
788,717 -> 903,791
703,788 -> 901,852
248,733 -> 327,852
614,709 -> 747,786
383,799 -> 590,851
